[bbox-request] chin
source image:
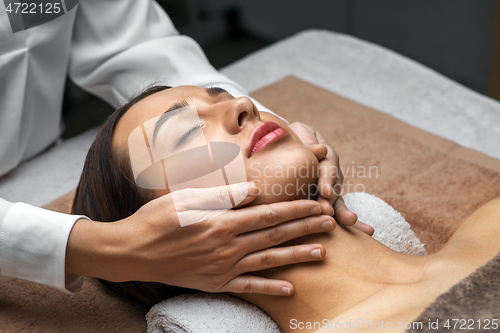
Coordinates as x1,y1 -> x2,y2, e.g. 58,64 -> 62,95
245,144 -> 319,206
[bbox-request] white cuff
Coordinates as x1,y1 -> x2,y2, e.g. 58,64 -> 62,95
0,203 -> 87,293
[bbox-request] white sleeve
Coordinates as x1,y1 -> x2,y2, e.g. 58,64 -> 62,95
68,0 -> 286,121
0,198 -> 86,293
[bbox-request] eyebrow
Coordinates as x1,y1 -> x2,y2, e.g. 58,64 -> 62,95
206,86 -> 228,96
152,100 -> 189,144
152,86 -> 228,143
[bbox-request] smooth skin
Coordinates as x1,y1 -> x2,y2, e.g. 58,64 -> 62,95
68,85 -> 500,331
235,197 -> 500,333
65,86 -> 370,295
66,183 -> 331,295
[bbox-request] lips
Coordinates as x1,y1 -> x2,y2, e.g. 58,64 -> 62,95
249,121 -> 289,157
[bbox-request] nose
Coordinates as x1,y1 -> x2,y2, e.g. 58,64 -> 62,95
222,97 -> 260,135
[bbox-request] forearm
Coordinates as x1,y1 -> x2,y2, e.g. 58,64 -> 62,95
65,218 -> 131,282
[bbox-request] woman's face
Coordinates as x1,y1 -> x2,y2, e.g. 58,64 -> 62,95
113,86 -> 318,205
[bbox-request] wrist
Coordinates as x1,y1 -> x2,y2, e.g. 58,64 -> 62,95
65,218 -> 126,281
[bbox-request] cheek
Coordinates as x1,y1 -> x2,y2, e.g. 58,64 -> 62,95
245,145 -> 319,206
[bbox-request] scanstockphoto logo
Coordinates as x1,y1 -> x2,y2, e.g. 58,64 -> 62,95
4,0 -> 79,33
128,104 -> 248,227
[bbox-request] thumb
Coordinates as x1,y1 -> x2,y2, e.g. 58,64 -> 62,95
289,122 -> 317,145
306,144 -> 328,160
171,182 -> 258,211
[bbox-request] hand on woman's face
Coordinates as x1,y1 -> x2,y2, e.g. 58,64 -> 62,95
113,86 -> 319,206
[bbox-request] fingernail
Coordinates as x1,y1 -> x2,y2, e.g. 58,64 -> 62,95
321,220 -> 333,230
239,183 -> 254,197
310,205 -> 321,214
311,248 -> 322,259
282,287 -> 291,295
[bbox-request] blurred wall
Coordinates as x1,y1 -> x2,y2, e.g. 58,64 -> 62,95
164,0 -> 497,95
62,0 -> 499,138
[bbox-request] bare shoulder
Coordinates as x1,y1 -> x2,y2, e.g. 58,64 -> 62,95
437,197 -> 500,267
327,199 -> 500,333
327,279 -> 454,333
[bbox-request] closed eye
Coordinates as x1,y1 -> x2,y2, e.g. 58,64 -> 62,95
174,123 -> 203,148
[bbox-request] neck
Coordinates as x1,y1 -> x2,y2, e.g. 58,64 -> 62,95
235,225 -> 428,331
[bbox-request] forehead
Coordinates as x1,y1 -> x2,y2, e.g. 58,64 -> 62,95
113,85 -> 206,148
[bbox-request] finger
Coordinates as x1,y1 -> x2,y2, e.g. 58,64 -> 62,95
353,220 -> 375,236
313,130 -> 342,199
314,130 -> 330,146
333,196 -> 357,226
289,123 -> 340,200
239,215 -> 335,252
288,122 -> 318,146
317,160 -> 336,199
172,182 -> 258,211
317,147 -> 343,199
317,195 -> 334,216
230,200 -> 323,234
307,144 -> 328,160
222,274 -> 295,296
288,123 -> 329,165
233,183 -> 259,207
232,244 -> 327,279
327,156 -> 344,204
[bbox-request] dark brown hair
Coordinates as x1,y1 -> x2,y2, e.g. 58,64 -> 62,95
72,85 -> 199,305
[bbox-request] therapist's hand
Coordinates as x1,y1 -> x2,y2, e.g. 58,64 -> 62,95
289,122 -> 374,235
66,182 -> 333,296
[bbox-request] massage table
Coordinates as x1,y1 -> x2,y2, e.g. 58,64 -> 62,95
1,30 -> 500,332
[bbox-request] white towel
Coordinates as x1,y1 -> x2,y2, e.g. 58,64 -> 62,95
147,192 -> 426,333
344,192 -> 426,256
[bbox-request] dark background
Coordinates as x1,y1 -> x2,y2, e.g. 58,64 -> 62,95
62,0 -> 500,138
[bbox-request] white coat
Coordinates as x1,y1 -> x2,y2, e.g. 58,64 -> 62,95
0,0 -> 274,293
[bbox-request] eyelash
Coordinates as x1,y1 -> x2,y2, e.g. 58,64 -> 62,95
175,123 -> 204,148
185,123 -> 203,137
